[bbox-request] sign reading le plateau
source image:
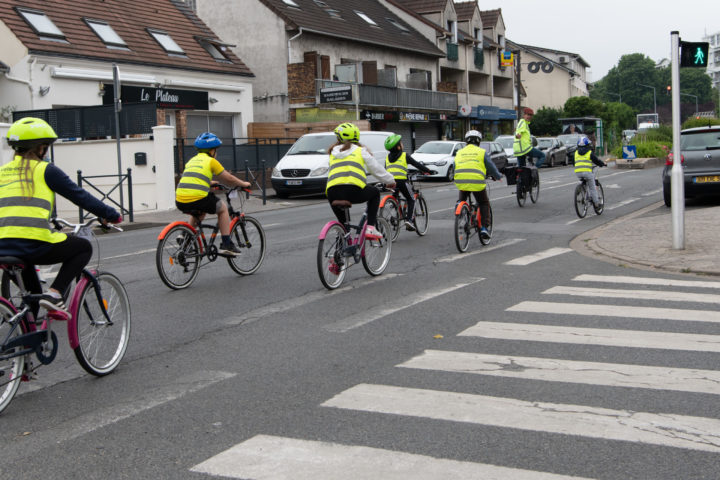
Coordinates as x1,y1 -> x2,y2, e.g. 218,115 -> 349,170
103,85 -> 208,110
320,85 -> 353,103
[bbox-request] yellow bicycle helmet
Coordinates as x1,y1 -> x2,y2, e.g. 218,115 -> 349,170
334,122 -> 360,143
6,117 -> 58,150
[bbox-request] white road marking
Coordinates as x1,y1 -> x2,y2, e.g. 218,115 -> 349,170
606,197 -> 640,210
642,188 -> 662,196
573,274 -> 720,289
400,350 -> 720,395
435,238 -> 524,263
191,434 -> 593,480
459,321 -> 720,352
544,285 -> 720,304
323,384 -> 720,453
324,278 -> 484,332
105,248 -> 156,260
504,247 -> 573,266
508,301 -> 720,323
604,183 -> 622,189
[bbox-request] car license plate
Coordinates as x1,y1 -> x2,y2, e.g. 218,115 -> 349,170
694,175 -> 720,183
286,180 -> 302,186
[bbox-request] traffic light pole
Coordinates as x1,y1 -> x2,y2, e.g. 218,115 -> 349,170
670,31 -> 684,249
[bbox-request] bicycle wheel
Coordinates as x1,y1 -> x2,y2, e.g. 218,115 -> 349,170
480,204 -> 493,246
0,301 -> 24,415
227,216 -> 266,275
574,183 -> 588,218
516,175 -> 527,207
379,196 -> 401,242
73,272 -> 131,376
454,204 -> 471,253
594,182 -> 605,215
362,217 -> 392,276
413,195 -> 429,236
530,172 -> 540,203
156,225 -> 201,290
317,223 -> 347,290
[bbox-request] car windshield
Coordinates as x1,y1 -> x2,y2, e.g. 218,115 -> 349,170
681,131 -> 720,151
287,134 -> 336,155
538,139 -> 553,148
359,134 -> 390,160
415,142 -> 454,154
496,137 -> 514,149
558,134 -> 580,144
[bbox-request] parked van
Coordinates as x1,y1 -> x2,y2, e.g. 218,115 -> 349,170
271,131 -> 393,197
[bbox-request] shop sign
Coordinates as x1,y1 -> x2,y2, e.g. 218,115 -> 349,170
500,50 -> 514,67
400,112 -> 429,122
103,84 -> 208,110
362,110 -> 399,122
296,107 -> 353,122
319,85 -> 353,103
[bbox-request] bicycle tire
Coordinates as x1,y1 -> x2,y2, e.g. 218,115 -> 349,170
574,183 -> 588,218
379,196 -> 401,242
516,176 -> 527,207
362,217 -> 392,276
156,225 -> 201,290
530,172 -> 540,203
480,204 -> 493,245
73,272 -> 131,376
0,300 -> 24,415
594,182 -> 605,215
227,216 -> 266,275
413,195 -> 429,236
454,204 -> 471,253
317,223 -> 347,290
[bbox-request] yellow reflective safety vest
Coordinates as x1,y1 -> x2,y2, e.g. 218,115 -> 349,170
326,146 -> 367,192
513,119 -> 532,157
176,152 -> 214,202
454,144 -> 487,192
574,150 -> 593,173
385,152 -> 408,180
0,156 -> 66,243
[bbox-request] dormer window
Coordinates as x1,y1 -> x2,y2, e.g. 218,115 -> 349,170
85,19 -> 127,48
355,11 -> 378,26
16,8 -> 65,41
148,29 -> 185,55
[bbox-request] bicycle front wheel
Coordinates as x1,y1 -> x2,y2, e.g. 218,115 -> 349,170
530,173 -> 540,203
480,204 -> 493,245
574,183 -> 588,218
317,223 -> 347,290
0,301 -> 24,415
227,216 -> 266,275
156,225 -> 201,290
379,196 -> 401,242
454,204 -> 471,253
73,272 -> 131,376
413,195 -> 429,236
362,217 -> 392,276
594,182 -> 605,215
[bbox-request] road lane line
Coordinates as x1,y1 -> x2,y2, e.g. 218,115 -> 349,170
324,278 -> 484,332
459,321 -> 720,352
435,238 -> 523,263
573,274 -> 720,289
191,434 -> 593,480
504,247 -> 573,266
399,350 -> 720,395
606,197 -> 640,210
544,285 -> 720,304
105,248 -> 156,260
508,301 -> 720,323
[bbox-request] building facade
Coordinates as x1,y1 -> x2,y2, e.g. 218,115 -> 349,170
703,30 -> 720,90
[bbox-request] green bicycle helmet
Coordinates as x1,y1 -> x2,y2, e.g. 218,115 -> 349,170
384,134 -> 401,151
6,117 -> 58,151
334,122 -> 360,143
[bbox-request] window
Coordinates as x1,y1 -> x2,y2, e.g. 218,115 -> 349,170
17,8 -> 65,39
313,0 -> 328,6
148,29 -> 185,55
85,19 -> 127,47
326,9 -> 342,19
354,11 -> 377,26
282,0 -> 300,7
187,114 -> 234,142
197,38 -> 231,62
387,18 -> 409,32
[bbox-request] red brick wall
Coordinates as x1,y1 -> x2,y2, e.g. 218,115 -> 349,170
287,62 -> 316,103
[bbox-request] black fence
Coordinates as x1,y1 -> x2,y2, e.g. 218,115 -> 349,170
174,137 -> 296,174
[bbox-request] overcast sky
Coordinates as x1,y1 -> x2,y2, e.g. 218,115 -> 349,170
481,0 -> 719,82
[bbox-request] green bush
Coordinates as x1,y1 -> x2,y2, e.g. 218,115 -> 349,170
682,117 -> 720,129
611,140 -> 671,159
643,125 -> 673,142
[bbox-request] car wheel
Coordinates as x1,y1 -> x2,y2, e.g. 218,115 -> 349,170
549,155 -> 555,168
663,185 -> 671,207
446,165 -> 455,182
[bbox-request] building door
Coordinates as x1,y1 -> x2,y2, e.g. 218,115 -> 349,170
413,123 -> 440,151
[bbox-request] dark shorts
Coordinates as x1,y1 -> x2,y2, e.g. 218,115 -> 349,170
176,192 -> 220,214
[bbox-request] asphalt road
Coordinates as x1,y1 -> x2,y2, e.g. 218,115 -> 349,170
3,164 -> 719,480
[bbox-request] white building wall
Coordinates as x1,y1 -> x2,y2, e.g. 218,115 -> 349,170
703,30 -> 720,90
520,51 -> 578,111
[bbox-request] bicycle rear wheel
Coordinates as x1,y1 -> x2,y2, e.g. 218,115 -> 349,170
379,196 -> 401,242
156,225 -> 201,290
317,223 -> 347,290
73,272 -> 131,376
413,195 -> 429,236
516,176 -> 527,207
594,182 -> 605,215
362,217 -> 392,276
530,172 -> 540,203
480,204 -> 493,246
0,301 -> 24,415
454,204 -> 471,253
574,183 -> 588,218
227,216 -> 266,275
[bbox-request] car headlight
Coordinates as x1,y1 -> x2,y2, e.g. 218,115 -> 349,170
435,160 -> 448,166
272,167 -> 281,177
310,166 -> 328,176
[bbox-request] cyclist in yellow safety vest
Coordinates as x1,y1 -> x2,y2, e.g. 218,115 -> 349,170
513,107 -> 545,170
0,118 -> 121,318
384,134 -> 434,231
454,130 -> 502,241
326,123 -> 395,239
176,132 -> 251,256
574,137 -> 606,208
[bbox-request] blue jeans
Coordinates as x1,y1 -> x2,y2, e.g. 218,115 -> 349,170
517,147 -> 546,168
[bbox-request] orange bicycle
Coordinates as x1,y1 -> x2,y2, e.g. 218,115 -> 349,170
454,196 -> 493,252
378,171 -> 430,241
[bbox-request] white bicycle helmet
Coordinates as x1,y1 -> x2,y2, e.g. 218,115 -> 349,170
464,130 -> 482,144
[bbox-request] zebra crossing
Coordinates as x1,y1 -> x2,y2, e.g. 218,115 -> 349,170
192,273 -> 720,478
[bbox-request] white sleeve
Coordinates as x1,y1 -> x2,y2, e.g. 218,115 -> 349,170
362,147 -> 394,184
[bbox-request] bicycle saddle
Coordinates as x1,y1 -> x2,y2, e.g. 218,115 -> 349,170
0,256 -> 27,267
331,200 -> 353,208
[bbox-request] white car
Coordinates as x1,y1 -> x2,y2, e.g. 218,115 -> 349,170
409,140 -> 465,181
495,135 -> 516,166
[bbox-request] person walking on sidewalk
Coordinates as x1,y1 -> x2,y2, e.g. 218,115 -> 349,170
513,107 -> 545,169
175,132 -> 251,256
574,137 -> 606,208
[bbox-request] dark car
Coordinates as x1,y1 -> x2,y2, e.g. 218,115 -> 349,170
480,141 -> 508,172
662,125 -> 720,206
557,133 -> 588,163
537,137 -> 569,167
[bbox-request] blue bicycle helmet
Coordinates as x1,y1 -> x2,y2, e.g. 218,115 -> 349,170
194,132 -> 222,149
577,137 -> 590,147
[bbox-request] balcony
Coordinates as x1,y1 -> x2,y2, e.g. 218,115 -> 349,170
447,42 -> 459,61
316,80 -> 457,112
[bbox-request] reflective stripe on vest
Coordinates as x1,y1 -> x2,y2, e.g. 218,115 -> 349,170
326,147 -> 367,192
176,153 -> 214,201
574,150 -> 593,173
513,119 -> 532,156
385,152 -> 408,180
454,144 -> 487,192
0,157 -> 66,243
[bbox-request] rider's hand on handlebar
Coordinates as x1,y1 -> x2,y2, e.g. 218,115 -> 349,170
386,182 -> 396,190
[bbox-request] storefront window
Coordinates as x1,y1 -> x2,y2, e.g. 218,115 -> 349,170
187,114 -> 234,140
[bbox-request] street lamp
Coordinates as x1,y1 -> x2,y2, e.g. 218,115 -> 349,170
679,92 -> 699,115
637,83 -> 656,114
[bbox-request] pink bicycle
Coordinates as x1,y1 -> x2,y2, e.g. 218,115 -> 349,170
0,217 -> 131,415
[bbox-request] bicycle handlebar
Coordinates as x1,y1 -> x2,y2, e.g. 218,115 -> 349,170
53,217 -> 123,233
212,183 -> 254,196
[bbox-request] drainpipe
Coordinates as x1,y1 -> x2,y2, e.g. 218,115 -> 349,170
287,28 -> 303,64
3,57 -> 35,109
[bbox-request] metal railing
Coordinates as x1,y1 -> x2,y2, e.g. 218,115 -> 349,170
77,168 -> 133,223
316,80 -> 457,111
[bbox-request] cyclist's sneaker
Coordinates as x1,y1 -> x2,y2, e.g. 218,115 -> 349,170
480,227 -> 490,240
365,225 -> 383,240
39,293 -> 71,319
404,220 -> 416,231
328,260 -> 341,275
219,242 -> 242,257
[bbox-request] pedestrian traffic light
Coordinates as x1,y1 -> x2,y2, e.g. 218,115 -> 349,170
680,41 -> 709,67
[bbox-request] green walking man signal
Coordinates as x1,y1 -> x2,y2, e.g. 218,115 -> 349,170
680,41 -> 709,67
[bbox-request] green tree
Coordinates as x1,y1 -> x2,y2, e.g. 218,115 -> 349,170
563,96 -> 606,117
593,53 -> 657,111
530,106 -> 563,136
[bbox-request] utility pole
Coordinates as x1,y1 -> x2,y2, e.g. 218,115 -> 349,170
670,31 -> 684,249
514,49 -> 521,119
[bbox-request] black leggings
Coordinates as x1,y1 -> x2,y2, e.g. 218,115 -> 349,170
394,181 -> 414,220
458,190 -> 491,229
327,185 -> 380,227
21,236 -> 93,297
